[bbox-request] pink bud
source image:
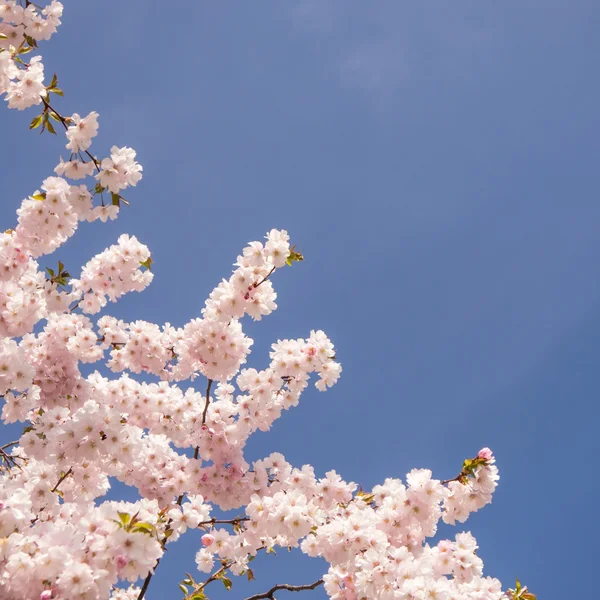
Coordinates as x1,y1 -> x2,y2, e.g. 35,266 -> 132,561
40,592 -> 53,600
201,534 -> 215,547
477,447 -> 494,462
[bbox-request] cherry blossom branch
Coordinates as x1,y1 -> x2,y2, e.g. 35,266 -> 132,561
40,96 -> 101,171
139,386 -> 219,600
441,452 -> 491,486
0,440 -> 19,451
244,579 -> 325,600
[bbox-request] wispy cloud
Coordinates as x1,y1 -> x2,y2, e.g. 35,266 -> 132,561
341,38 -> 409,91
290,2 -> 499,96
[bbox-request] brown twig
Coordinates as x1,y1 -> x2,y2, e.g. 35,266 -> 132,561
244,579 -> 325,600
0,448 -> 23,470
253,266 -> 276,289
198,516 -> 249,528
51,467 -> 72,493
201,379 -> 213,425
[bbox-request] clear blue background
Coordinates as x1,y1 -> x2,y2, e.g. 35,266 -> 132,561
2,1 -> 599,598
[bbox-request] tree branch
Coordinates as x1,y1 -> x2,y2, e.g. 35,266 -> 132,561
253,266 -> 276,289
244,579 -> 325,600
51,467 -> 72,493
201,379 -> 213,425
138,378 -> 215,600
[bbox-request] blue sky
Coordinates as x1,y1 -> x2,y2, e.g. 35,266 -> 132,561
2,1 -> 599,598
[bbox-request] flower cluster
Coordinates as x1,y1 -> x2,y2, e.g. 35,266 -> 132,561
97,146 -> 143,194
0,1 -> 63,109
71,234 -> 153,315
0,3 -> 532,600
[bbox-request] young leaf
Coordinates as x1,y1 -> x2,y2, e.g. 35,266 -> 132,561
285,245 -> 304,266
220,576 -> 232,591
30,114 -> 43,130
139,257 -> 153,271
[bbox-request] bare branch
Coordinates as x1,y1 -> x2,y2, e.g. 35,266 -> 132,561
201,378 -> 213,425
244,579 -> 325,600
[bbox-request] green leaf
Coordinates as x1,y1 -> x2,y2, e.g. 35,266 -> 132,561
48,111 -> 61,122
49,73 -> 58,89
58,261 -> 64,273
94,183 -> 105,195
246,568 -> 255,581
139,257 -> 153,271
50,87 -> 64,96
285,246 -> 304,266
178,584 -> 188,595
30,114 -> 43,130
220,576 -> 232,591
46,267 -> 55,278
111,193 -> 121,207
0,33 -> 7,40
45,119 -> 56,135
116,512 -> 131,528
23,34 -> 37,48
131,522 -> 156,535
190,594 -> 207,600
31,192 -> 46,201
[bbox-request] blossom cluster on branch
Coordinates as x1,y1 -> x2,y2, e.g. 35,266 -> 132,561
0,2 -> 535,600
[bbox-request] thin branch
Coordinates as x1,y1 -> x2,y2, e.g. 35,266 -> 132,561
253,266 -> 276,289
441,475 -> 463,486
0,448 -> 23,470
201,379 -> 213,425
183,561 -> 232,600
244,579 -> 325,600
198,516 -> 249,528
40,97 -> 101,171
1,440 -> 19,451
51,467 -> 72,493
136,560 -> 160,600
